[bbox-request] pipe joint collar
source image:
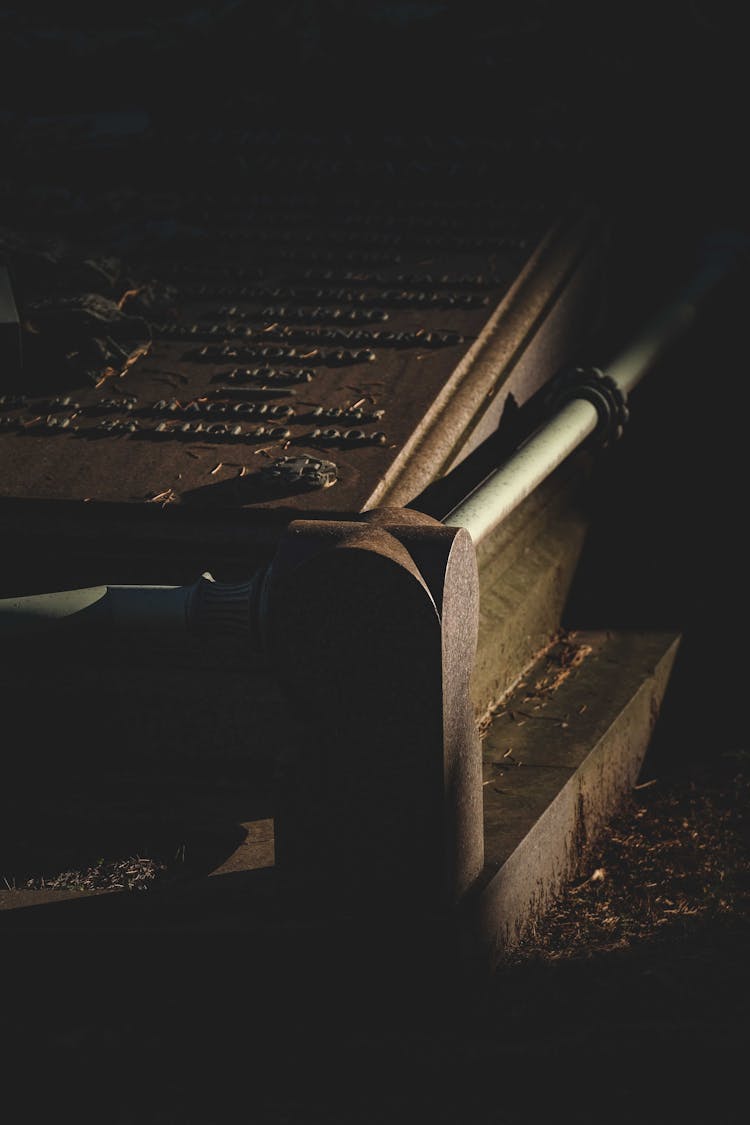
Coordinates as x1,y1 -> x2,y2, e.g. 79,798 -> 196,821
547,366 -> 629,447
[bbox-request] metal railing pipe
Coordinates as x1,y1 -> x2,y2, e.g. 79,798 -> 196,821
442,397 -> 598,545
444,242 -> 745,545
0,583 -> 193,639
0,571 -> 267,650
606,244 -> 741,398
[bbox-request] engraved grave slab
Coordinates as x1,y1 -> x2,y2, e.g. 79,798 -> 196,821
0,134 -> 603,563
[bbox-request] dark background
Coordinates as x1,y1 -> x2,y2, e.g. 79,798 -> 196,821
2,4 -> 748,1122
2,1 -> 747,228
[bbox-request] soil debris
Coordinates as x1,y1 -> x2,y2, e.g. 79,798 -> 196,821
506,763 -> 750,962
21,855 -> 167,894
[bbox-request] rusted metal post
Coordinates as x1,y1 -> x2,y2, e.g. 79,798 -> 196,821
265,507 -> 484,911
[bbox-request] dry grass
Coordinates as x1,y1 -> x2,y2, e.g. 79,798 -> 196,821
508,756 -> 750,962
478,630 -> 592,738
21,855 -> 168,893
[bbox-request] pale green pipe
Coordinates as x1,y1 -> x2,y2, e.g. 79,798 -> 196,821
0,584 -> 192,639
446,242 -> 745,544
